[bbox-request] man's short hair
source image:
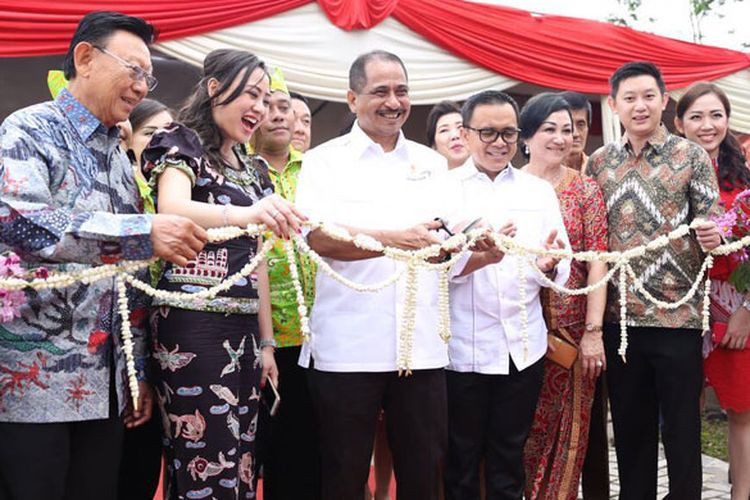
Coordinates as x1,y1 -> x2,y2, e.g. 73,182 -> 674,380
461,90 -> 519,126
348,51 -> 408,94
558,91 -> 592,125
609,61 -> 666,98
63,12 -> 157,80
289,91 -> 310,107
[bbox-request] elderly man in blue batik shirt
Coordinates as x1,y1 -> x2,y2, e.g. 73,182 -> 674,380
0,12 -> 207,500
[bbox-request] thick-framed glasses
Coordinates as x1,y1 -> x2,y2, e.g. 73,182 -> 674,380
464,126 -> 521,144
94,45 -> 158,91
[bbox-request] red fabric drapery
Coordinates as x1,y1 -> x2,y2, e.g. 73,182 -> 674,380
0,0 -> 311,55
393,0 -> 750,93
1,0 -> 748,94
317,0 -> 399,31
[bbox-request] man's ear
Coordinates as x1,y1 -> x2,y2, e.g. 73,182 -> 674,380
460,126 -> 470,144
73,42 -> 96,79
346,89 -> 357,114
607,95 -> 616,113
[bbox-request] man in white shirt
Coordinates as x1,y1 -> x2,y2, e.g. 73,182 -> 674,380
444,90 -> 570,500
295,50 -> 454,500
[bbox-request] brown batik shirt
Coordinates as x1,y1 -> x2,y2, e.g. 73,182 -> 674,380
586,124 -> 720,330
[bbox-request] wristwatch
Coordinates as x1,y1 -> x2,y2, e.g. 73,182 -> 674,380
585,323 -> 603,333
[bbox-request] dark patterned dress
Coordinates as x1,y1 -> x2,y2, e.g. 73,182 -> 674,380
143,124 -> 274,500
524,168 -> 608,499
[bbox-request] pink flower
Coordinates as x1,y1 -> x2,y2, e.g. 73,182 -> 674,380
0,289 -> 25,323
712,211 -> 737,239
0,253 -> 27,323
0,253 -> 24,278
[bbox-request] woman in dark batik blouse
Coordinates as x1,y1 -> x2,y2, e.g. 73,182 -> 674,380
143,49 -> 305,500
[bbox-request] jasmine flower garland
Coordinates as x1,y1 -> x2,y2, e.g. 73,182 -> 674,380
1,218 -> 744,404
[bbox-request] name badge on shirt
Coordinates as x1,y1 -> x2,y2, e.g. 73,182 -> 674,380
406,164 -> 432,181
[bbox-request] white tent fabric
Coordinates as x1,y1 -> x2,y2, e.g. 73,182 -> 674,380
156,3 -> 519,105
156,2 -> 750,134
600,96 -> 622,144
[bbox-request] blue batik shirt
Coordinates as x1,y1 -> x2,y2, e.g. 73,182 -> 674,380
0,89 -> 153,422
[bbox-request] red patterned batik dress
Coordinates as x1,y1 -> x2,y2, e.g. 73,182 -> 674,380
524,168 -> 608,500
704,177 -> 750,413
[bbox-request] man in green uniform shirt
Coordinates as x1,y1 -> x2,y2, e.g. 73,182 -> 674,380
250,69 -> 320,500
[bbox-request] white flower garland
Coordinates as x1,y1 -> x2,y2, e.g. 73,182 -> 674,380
116,275 -> 140,411
0,219 -> 739,405
702,255 -> 714,333
437,269 -> 451,344
291,233 -> 407,292
283,238 -> 311,343
522,253 -> 622,296
398,260 -> 419,375
0,260 -> 151,292
291,227 -> 478,374
618,262 -> 629,362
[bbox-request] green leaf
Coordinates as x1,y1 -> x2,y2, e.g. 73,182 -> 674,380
728,262 -> 750,293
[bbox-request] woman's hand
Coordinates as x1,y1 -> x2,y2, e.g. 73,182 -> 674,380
237,194 -> 307,239
722,306 -> 750,350
536,229 -> 565,274
580,331 -> 606,379
260,346 -> 279,389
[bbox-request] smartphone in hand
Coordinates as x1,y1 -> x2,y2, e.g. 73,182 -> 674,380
263,375 -> 281,417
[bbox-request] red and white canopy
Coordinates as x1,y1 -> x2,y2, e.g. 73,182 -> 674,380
3,0 -> 749,133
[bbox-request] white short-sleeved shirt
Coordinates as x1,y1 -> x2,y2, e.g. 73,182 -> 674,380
295,122 -> 456,372
448,160 -> 571,374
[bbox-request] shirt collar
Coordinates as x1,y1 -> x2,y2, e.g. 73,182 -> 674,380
246,144 -> 303,174
457,157 -> 515,184
620,123 -> 669,154
55,88 -> 112,142
349,120 -> 408,160
288,146 -> 304,165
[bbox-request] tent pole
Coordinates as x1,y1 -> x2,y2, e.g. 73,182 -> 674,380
600,96 -> 621,145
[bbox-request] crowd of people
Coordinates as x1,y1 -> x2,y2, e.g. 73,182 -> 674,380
0,10 -> 748,500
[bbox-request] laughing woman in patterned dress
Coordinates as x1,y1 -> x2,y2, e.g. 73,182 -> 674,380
143,49 -> 306,499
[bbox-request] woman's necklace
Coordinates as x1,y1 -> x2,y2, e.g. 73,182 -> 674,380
221,148 -> 261,195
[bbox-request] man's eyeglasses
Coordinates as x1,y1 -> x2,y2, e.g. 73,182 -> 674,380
94,45 -> 158,91
464,126 -> 521,144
